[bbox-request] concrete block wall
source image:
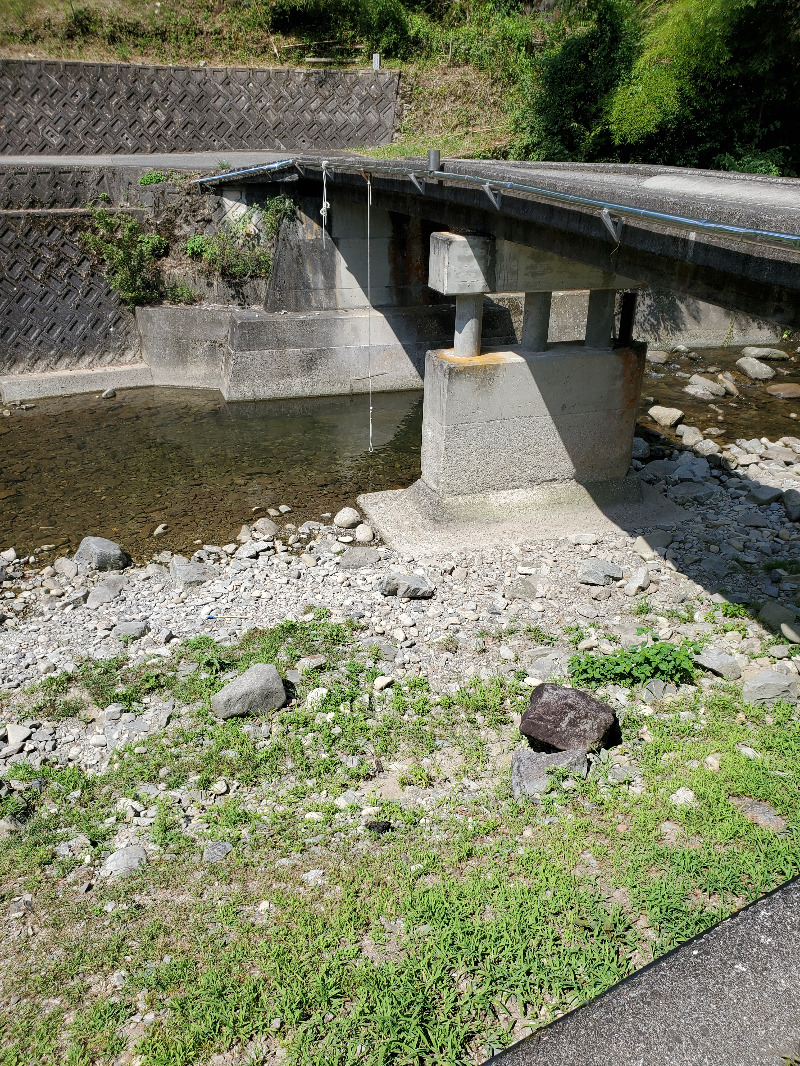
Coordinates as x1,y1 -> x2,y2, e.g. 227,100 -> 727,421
0,60 -> 401,153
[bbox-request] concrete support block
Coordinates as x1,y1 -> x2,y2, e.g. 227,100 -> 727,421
585,289 -> 617,349
520,292 -> 552,352
454,294 -> 484,357
428,232 -> 495,294
420,343 -> 645,498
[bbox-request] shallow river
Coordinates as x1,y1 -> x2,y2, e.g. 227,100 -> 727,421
2,343 -> 797,562
0,388 -> 422,560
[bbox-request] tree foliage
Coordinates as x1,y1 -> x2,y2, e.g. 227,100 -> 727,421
607,0 -> 800,171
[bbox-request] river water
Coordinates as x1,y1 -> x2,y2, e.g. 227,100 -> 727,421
0,388 -> 422,560
2,344 -> 797,561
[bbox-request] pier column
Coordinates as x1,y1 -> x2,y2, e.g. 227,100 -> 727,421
520,291 -> 552,352
584,289 -> 617,349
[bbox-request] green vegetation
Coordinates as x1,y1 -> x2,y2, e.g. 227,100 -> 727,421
568,640 -> 698,688
81,208 -> 168,308
82,193 -> 294,306
138,170 -> 174,186
2,617 -> 800,1064
184,196 -> 295,282
3,1 -> 796,171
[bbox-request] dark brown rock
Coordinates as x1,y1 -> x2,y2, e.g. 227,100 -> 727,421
520,683 -> 619,752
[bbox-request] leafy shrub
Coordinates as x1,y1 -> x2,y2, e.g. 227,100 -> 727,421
568,641 -> 697,688
82,208 -> 168,308
184,196 -> 294,282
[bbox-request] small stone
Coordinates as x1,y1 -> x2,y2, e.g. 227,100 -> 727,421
520,684 -> 618,751
252,517 -> 279,537
74,536 -> 129,572
741,346 -> 789,361
98,846 -> 148,880
306,687 -> 329,708
694,647 -> 742,680
210,663 -> 287,719
101,388 -> 116,399
736,744 -> 761,760
648,405 -> 683,428
781,621 -> 800,645
670,787 -> 696,807
742,669 -> 798,706
333,507 -> 361,529
278,505 -> 291,514
374,675 -> 394,691
354,524 -> 374,544
688,374 -> 726,397
757,600 -> 797,632
301,869 -> 325,884
152,524 -> 168,537
633,530 -> 673,560
736,356 -> 775,381
766,383 -> 800,400
717,372 -> 739,396
680,426 -> 703,446
54,556 -> 78,580
624,567 -> 650,597
578,558 -> 623,586
748,484 -> 783,506
704,753 -> 722,772
694,439 -> 721,456
783,488 -> 800,522
568,533 -> 598,545
208,779 -> 228,795
203,841 -> 233,864
729,796 -> 787,831
169,556 -> 213,588
5,723 -> 32,747
111,620 -> 150,641
631,438 -> 650,460
337,547 -> 381,569
300,554 -> 317,568
511,747 -> 588,799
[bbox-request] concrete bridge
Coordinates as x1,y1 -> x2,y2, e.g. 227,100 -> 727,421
2,149 -> 798,540
186,150 -> 797,540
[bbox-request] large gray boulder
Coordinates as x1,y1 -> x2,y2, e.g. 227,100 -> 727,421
379,571 -> 435,599
74,536 -> 129,572
578,559 -> 623,586
210,663 -> 287,719
694,647 -> 742,680
742,669 -> 798,706
520,684 -> 618,751
98,845 -> 148,880
511,747 -> 588,800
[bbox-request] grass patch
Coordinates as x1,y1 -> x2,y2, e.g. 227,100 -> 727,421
2,621 -> 800,1064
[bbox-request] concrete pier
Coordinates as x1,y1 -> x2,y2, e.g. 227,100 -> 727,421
420,344 -> 645,498
359,230 -> 679,549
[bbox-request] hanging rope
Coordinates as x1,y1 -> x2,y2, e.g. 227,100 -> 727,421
366,173 -> 374,454
320,160 -> 330,244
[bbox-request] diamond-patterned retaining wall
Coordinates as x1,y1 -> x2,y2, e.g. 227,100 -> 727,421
0,60 -> 401,153
0,213 -> 139,375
